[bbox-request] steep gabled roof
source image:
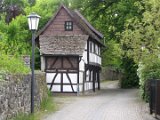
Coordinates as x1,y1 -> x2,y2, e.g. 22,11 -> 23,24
37,5 -> 104,45
39,35 -> 89,56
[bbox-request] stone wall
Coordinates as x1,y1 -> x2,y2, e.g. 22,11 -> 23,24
100,67 -> 123,81
0,72 -> 48,120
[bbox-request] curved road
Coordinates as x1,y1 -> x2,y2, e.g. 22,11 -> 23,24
42,81 -> 155,120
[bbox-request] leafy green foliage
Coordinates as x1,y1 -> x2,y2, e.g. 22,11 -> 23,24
1,0 -> 159,97
35,47 -> 40,70
102,40 -> 122,68
121,0 -> 160,97
121,0 -> 160,63
11,113 -> 35,120
0,54 -> 30,74
40,90 -> 56,112
25,0 -> 63,30
84,0 -> 142,86
71,0 -> 142,75
137,57 -> 160,101
0,0 -> 25,23
0,0 -> 65,72
120,57 -> 139,88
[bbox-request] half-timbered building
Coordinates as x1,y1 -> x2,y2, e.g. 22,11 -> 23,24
37,5 -> 104,93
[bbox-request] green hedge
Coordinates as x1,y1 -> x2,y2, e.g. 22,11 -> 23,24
120,57 -> 139,88
0,54 -> 30,75
137,58 -> 160,101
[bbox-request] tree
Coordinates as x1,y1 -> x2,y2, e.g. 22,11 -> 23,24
0,0 -> 26,23
121,0 -> 160,64
121,0 -> 160,96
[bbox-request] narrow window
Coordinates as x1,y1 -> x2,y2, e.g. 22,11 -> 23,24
65,21 -> 73,31
98,47 -> 101,55
95,45 -> 98,54
92,42 -> 94,53
89,42 -> 92,52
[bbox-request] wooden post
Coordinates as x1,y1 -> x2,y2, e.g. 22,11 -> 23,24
82,66 -> 86,94
77,57 -> 80,95
93,69 -> 95,92
61,73 -> 63,92
98,70 -> 100,90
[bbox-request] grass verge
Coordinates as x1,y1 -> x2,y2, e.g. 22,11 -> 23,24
11,92 -> 57,120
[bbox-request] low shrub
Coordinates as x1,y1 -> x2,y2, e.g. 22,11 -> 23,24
120,57 -> 139,88
137,57 -> 160,101
0,54 -> 30,75
11,114 -> 35,120
40,90 -> 56,112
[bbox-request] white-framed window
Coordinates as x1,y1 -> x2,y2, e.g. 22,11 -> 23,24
65,21 -> 73,31
95,44 -> 98,54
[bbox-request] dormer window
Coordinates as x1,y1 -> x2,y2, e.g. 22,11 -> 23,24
65,21 -> 73,31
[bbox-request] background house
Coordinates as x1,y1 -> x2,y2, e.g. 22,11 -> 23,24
37,5 -> 104,93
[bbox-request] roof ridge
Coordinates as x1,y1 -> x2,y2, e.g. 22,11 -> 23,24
74,10 -> 103,38
37,4 -> 104,45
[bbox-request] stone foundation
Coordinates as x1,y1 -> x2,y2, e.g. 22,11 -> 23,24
0,72 -> 48,120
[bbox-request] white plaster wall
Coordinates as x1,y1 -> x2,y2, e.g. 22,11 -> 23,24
95,82 -> 98,88
46,73 -> 61,83
89,53 -> 95,63
81,43 -> 87,64
84,82 -> 93,91
84,82 -> 98,91
46,73 -> 78,92
86,70 -> 89,81
51,85 -> 61,92
63,73 -> 77,83
82,51 -> 87,64
78,84 -> 83,92
41,56 -> 45,71
63,85 -> 77,92
89,53 -> 101,65
79,59 -> 85,71
90,71 -> 93,81
79,72 -> 84,84
62,84 -> 83,92
98,56 -> 102,65
69,74 -> 77,83
85,43 -> 87,49
63,74 -> 69,83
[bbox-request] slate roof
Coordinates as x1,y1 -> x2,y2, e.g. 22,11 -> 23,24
39,35 -> 89,56
37,5 -> 104,46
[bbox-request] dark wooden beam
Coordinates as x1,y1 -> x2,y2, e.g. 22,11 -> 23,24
61,56 -> 63,69
93,70 -> 95,92
61,73 -> 63,92
87,39 -> 89,64
66,73 -> 75,92
50,56 -> 58,69
77,57 -> 80,93
89,70 -> 91,82
49,73 -> 58,91
46,70 -> 78,73
97,71 -> 100,90
45,57 -> 47,72
47,83 -> 82,85
66,57 -> 74,68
